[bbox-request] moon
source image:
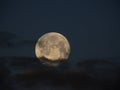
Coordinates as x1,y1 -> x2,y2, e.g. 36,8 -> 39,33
35,32 -> 70,66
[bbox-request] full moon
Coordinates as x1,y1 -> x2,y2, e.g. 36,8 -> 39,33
35,32 -> 70,66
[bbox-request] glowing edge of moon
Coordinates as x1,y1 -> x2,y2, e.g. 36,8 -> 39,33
35,32 -> 70,63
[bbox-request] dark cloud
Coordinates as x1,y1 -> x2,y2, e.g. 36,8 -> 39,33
0,31 -> 17,47
0,57 -> 120,89
0,31 -> 34,48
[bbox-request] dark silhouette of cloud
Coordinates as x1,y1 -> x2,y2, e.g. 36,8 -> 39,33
0,31 -> 17,47
0,62 -> 13,90
0,31 -> 34,48
0,57 -> 120,90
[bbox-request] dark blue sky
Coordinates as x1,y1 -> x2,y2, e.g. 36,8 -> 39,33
0,0 -> 120,62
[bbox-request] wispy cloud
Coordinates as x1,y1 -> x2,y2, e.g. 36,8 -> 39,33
0,31 -> 34,48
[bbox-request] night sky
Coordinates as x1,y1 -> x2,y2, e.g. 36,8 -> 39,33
0,0 -> 120,63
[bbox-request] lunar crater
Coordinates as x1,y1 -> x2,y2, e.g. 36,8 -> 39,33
35,32 -> 70,66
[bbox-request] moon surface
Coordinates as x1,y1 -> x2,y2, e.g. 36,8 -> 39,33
35,32 -> 70,66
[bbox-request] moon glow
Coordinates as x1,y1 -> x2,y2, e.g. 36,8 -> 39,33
35,32 -> 70,66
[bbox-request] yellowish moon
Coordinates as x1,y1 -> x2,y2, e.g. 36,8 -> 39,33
35,32 -> 70,66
